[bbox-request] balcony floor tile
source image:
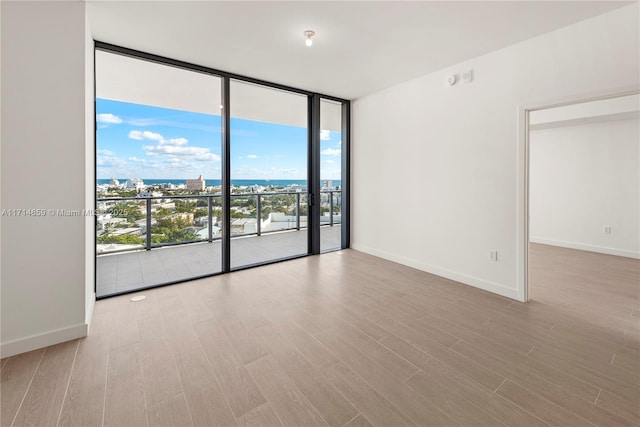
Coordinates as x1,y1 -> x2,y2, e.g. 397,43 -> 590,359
97,226 -> 341,297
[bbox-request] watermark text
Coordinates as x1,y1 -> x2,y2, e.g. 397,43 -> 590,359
0,208 -> 120,217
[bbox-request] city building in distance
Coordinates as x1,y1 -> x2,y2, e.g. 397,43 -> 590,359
186,175 -> 205,191
125,178 -> 144,191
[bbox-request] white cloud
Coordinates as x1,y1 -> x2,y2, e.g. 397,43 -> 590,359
97,113 -> 123,124
144,144 -> 220,162
195,153 -> 220,161
321,147 -> 341,156
97,154 -> 126,168
127,156 -> 147,164
247,154 -> 258,159
129,130 -> 163,141
129,130 -> 188,146
324,160 -> 334,164
129,129 -> 220,162
97,149 -> 115,156
320,129 -> 331,140
162,137 -> 188,146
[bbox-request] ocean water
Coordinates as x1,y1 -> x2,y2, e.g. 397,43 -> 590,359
97,179 -> 341,187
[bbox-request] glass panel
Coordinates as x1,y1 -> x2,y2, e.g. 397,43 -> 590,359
95,50 -> 222,297
320,99 -> 343,251
229,80 -> 308,268
96,198 -> 146,254
150,197 -> 208,247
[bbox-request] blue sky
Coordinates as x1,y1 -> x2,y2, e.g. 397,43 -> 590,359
96,99 -> 342,180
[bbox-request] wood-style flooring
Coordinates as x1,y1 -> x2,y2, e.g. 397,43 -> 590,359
1,245 -> 639,426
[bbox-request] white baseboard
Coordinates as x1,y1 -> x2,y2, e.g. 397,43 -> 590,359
350,243 -> 519,300
530,237 -> 640,259
0,323 -> 88,358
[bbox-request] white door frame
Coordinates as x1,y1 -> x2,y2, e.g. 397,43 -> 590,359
516,85 -> 639,302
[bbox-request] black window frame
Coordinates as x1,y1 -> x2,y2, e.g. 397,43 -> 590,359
93,41 -> 351,299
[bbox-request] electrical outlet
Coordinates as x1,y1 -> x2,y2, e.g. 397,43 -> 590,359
489,251 -> 498,262
604,226 -> 612,234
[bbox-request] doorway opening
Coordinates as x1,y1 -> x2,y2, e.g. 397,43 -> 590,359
523,91 -> 639,332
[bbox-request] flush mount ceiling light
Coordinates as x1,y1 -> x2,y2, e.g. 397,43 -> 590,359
304,30 -> 315,47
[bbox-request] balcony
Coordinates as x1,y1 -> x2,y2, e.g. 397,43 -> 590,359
96,191 -> 342,297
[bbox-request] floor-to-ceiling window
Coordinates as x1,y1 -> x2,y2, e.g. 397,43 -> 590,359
95,49 -> 223,297
320,98 -> 346,252
94,44 -> 350,298
229,80 -> 309,268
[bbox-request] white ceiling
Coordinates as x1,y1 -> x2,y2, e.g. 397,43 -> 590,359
87,1 -> 630,100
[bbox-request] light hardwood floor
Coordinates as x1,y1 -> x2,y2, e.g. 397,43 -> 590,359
1,246 -> 638,426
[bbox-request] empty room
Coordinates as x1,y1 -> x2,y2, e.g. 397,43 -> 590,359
1,1 -> 638,426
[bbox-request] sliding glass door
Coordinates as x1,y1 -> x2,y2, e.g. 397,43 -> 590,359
229,81 -> 309,268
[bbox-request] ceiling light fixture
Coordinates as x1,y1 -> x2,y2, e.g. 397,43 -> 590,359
304,30 -> 315,47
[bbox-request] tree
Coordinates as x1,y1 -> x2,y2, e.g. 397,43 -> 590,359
151,216 -> 198,244
155,207 -> 172,218
175,200 -> 196,213
194,208 -> 208,218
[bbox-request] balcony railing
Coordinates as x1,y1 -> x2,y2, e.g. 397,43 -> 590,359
96,190 -> 341,254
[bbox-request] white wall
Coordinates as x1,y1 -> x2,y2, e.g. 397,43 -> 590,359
530,117 -> 639,259
1,1 -> 94,357
352,4 -> 640,300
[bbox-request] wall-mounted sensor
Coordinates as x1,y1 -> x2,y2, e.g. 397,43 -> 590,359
462,70 -> 473,84
446,75 -> 456,86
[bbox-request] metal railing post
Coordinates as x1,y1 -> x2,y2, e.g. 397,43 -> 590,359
146,198 -> 152,250
296,192 -> 301,230
256,194 -> 262,236
329,191 -> 334,226
208,195 -> 213,242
